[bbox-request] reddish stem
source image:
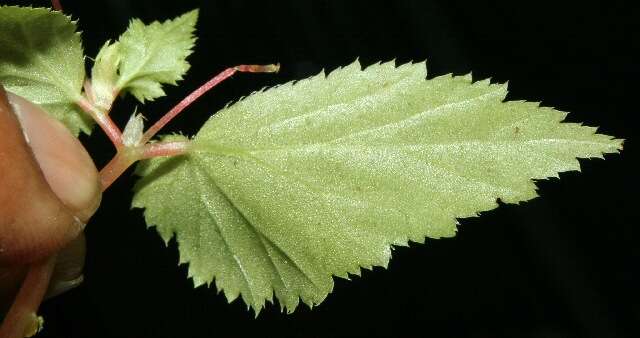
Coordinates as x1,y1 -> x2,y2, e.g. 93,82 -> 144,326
99,141 -> 190,191
98,64 -> 279,191
140,63 -> 280,144
141,141 -> 190,159
51,0 -> 63,12
0,256 -> 57,338
99,151 -> 137,192
76,98 -> 123,149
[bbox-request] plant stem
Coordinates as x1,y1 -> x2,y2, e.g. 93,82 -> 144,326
51,0 -> 63,11
96,64 -> 279,191
76,97 -> 123,149
99,150 -> 139,192
141,141 -> 191,159
140,63 -> 280,144
0,256 -> 57,338
99,140 -> 191,191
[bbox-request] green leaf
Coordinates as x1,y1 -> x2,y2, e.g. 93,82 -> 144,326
114,9 -> 198,103
0,6 -> 90,135
132,60 -> 622,313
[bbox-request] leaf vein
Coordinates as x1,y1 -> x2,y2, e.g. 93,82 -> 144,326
194,158 -> 319,290
189,160 -> 257,305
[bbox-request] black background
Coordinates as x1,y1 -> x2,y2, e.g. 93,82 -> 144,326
3,1 -> 638,337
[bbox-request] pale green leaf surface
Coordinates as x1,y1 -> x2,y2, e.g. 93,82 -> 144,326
91,40 -> 120,111
0,6 -> 90,135
132,60 -> 622,313
115,9 -> 197,103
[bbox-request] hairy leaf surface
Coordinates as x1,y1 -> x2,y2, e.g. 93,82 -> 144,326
114,9 -> 198,103
132,60 -> 622,313
0,6 -> 90,135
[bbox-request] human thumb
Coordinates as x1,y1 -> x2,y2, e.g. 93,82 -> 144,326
0,86 -> 101,266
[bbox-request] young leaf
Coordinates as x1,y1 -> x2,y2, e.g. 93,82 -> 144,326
91,40 -> 121,111
114,9 -> 198,103
132,60 -> 622,313
0,6 -> 91,135
122,112 -> 144,147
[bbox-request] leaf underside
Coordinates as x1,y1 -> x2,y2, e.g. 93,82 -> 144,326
114,9 -> 198,103
0,6 -> 90,135
132,60 -> 622,314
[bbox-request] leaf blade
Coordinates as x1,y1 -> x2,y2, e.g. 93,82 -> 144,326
133,60 -> 622,313
0,6 -> 90,135
115,9 -> 198,103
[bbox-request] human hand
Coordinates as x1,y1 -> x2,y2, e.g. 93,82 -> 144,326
0,86 -> 101,333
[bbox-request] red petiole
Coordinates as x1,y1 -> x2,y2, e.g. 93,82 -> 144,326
50,0 -> 62,12
78,63 -> 279,191
141,63 -> 280,144
76,97 -> 124,149
91,64 -> 279,191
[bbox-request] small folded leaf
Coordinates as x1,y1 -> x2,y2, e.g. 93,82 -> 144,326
122,112 -> 144,147
115,9 -> 198,103
0,6 -> 90,135
91,41 -> 121,111
132,60 -> 622,314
